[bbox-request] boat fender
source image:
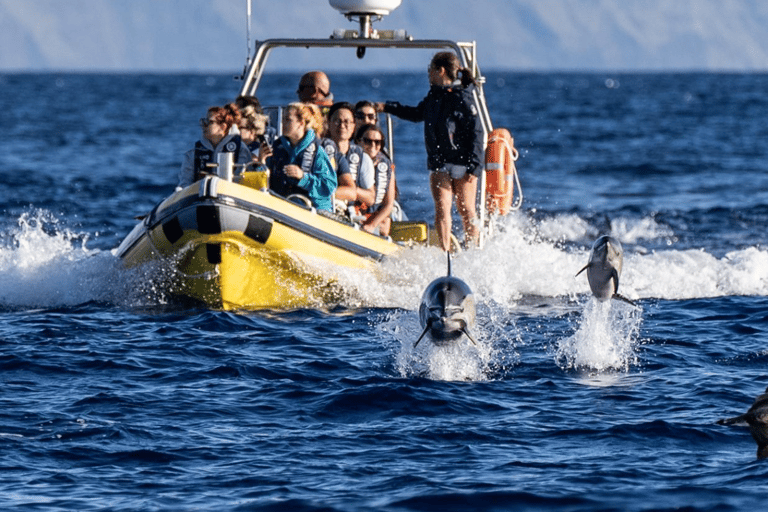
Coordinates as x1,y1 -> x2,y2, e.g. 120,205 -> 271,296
484,128 -> 518,216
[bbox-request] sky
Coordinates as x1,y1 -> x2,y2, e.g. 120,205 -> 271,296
2,0 -> 768,72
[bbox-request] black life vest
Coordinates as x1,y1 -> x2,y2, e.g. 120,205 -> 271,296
192,136 -> 243,182
372,153 -> 394,207
268,136 -> 320,198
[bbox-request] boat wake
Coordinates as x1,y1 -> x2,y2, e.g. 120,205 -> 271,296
334,211 -> 768,311
0,209 -> 178,310
0,210 -> 117,309
1,209 -> 766,311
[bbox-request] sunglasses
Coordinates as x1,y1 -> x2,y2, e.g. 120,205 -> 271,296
362,137 -> 383,147
355,112 -> 376,121
200,117 -> 216,127
298,84 -> 330,97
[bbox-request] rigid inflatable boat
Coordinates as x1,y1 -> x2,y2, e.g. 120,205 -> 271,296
115,0 -> 522,310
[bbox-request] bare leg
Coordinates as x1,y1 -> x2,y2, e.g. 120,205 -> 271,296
454,173 -> 479,247
430,171 -> 454,251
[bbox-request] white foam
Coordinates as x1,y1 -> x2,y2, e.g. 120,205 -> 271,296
3,209 -> 765,311
338,212 -> 768,308
555,298 -> 643,372
0,211 -> 121,308
376,309 -> 500,381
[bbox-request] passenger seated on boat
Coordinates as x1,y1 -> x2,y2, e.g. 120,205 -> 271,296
304,102 -> 326,137
355,123 -> 401,236
324,102 -> 375,213
237,104 -> 269,156
297,71 -> 334,108
177,103 -> 252,189
257,102 -> 336,212
354,100 -> 378,132
235,95 -> 277,147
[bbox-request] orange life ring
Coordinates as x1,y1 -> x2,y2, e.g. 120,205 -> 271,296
484,128 -> 518,216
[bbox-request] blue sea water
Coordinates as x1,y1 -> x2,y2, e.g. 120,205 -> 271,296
1,70 -> 768,511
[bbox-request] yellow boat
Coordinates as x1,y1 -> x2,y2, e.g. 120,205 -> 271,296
115,0 -> 522,310
115,174 -> 410,309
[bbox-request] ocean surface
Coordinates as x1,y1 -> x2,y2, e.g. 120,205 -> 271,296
1,69 -> 768,511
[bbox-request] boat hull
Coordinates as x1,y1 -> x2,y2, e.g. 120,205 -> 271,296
116,177 -> 400,309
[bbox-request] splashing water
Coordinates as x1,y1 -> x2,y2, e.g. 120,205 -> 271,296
555,298 -> 643,372
0,209 -> 175,309
376,309 -> 500,381
0,210 -> 119,308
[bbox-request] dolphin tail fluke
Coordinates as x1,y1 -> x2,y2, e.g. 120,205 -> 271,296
613,293 -> 637,307
575,264 -> 590,277
462,328 -> 479,346
414,325 -> 431,348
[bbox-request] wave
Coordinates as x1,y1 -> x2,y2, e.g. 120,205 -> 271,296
1,209 -> 765,311
337,212 -> 768,309
0,209 -> 171,310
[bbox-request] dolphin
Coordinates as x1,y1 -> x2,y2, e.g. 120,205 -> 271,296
718,387 -> 768,459
576,235 -> 635,305
414,253 -> 477,348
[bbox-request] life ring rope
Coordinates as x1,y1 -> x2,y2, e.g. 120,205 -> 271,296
485,128 -> 523,216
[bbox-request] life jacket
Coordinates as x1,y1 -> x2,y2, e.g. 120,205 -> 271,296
269,136 -> 320,198
192,136 -> 243,182
345,144 -> 366,184
321,138 -> 339,172
372,152 -> 394,208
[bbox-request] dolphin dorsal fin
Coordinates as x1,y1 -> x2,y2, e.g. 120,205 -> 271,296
447,251 -> 452,277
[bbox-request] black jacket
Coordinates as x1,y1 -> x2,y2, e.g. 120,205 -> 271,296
384,82 -> 484,177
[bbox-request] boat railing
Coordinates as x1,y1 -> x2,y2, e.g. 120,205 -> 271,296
239,34 -> 497,247
238,38 -> 492,138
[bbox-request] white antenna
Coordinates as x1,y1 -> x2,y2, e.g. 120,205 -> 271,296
245,0 -> 252,64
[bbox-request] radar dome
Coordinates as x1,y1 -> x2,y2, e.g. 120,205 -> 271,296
329,0 -> 402,16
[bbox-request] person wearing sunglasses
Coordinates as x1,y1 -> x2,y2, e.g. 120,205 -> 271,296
354,100 -> 378,132
297,71 -> 334,107
323,102 -> 375,214
178,103 -> 252,190
355,123 -> 400,237
375,52 -> 484,250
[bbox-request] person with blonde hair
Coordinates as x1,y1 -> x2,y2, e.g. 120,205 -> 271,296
256,102 -> 336,211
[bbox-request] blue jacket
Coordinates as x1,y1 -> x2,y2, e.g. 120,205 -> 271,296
268,129 -> 337,211
384,82 -> 484,177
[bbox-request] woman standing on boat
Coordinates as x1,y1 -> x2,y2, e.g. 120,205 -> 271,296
376,52 -> 484,250
178,103 -> 252,189
257,102 -> 336,212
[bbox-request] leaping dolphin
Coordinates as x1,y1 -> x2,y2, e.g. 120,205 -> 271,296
576,235 -> 635,305
718,386 -> 768,459
415,253 -> 477,348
